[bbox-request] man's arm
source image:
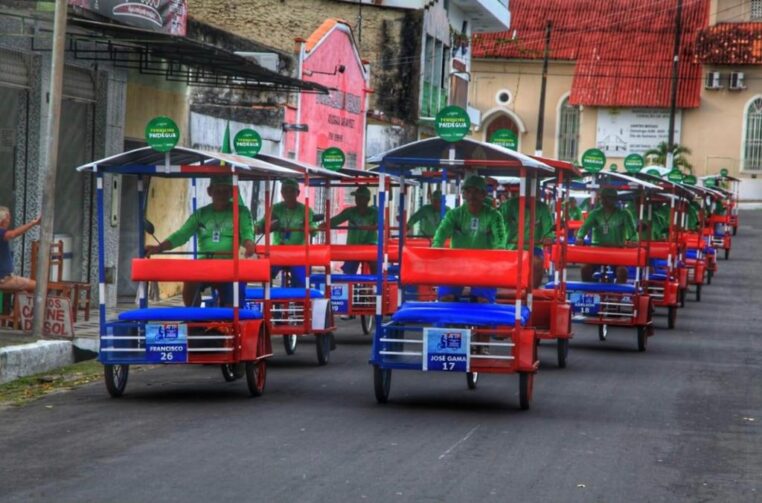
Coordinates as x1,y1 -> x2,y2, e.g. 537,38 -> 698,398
4,216 -> 41,240
576,211 -> 595,240
431,209 -> 455,248
329,208 -> 349,228
146,212 -> 198,256
490,210 -> 508,249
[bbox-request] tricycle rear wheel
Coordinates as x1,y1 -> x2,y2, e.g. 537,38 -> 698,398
361,315 -> 374,335
104,364 -> 129,398
316,334 -> 331,365
667,306 -> 677,329
467,372 -> 478,389
283,334 -> 297,355
518,372 -> 533,410
557,338 -> 569,368
245,360 -> 266,397
696,284 -> 702,302
637,326 -> 648,352
373,365 -> 391,403
598,324 -> 607,341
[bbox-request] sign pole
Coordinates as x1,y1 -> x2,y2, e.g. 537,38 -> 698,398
535,20 -> 552,156
666,0 -> 683,171
32,0 -> 68,339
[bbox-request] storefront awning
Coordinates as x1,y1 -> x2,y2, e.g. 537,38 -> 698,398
67,17 -> 328,94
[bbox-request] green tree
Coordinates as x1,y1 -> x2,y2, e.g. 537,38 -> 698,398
644,142 -> 693,173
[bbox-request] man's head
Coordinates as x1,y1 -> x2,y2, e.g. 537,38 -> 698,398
462,175 -> 487,210
352,186 -> 371,208
0,206 -> 9,228
569,198 -> 578,208
281,178 -> 300,207
431,189 -> 442,210
600,188 -> 618,210
208,176 -> 233,207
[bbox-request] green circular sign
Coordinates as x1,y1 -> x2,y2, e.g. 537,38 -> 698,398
234,129 -> 262,157
667,169 -> 685,182
645,168 -> 662,177
489,128 -> 517,150
609,163 -> 618,172
720,168 -> 729,177
624,153 -> 645,174
581,148 -> 606,173
683,174 -> 697,185
321,147 -> 345,171
145,116 -> 180,152
704,177 -> 717,188
435,106 -> 471,143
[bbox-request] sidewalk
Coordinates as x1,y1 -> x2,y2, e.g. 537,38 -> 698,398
0,295 -> 183,384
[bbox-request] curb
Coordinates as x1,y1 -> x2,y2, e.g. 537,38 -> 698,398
0,340 -> 74,384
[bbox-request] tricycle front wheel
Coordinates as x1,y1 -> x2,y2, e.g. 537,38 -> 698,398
245,360 -> 266,397
518,372 -> 533,410
467,372 -> 479,389
221,363 -> 244,382
373,365 -> 391,403
283,334 -> 298,355
104,364 -> 129,398
361,315 -> 374,335
557,338 -> 569,368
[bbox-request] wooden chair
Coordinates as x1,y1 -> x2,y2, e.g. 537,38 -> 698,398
31,240 -> 92,322
0,290 -> 20,329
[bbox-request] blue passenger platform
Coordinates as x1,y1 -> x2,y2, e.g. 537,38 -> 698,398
117,307 -> 263,322
546,281 -> 637,294
245,287 -> 324,300
391,301 -> 530,326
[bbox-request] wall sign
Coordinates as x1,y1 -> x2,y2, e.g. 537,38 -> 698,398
596,108 -> 682,154
321,147 -> 346,171
581,148 -> 606,173
233,129 -> 262,157
624,153 -> 645,174
489,128 -> 517,150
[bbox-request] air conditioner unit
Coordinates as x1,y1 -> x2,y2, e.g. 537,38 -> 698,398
705,71 -> 722,90
730,72 -> 746,90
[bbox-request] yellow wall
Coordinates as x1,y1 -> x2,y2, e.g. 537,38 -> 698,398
125,80 -> 190,298
470,58 -> 762,179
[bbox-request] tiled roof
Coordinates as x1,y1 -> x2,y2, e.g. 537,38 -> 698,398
695,23 -> 762,65
472,0 -> 709,108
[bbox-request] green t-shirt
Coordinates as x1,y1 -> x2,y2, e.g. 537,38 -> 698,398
500,198 -> 554,250
566,205 -> 583,221
652,205 -> 671,240
167,203 -> 254,255
330,206 -> 378,245
576,206 -> 636,246
687,202 -> 700,231
255,201 -> 315,245
432,204 -> 506,249
407,204 -> 447,238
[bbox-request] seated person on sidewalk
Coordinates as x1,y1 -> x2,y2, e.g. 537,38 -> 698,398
432,175 -> 506,303
0,206 -> 40,292
501,196 -> 554,289
145,176 -> 256,307
406,189 -> 448,238
327,186 -> 378,274
254,178 -> 315,287
576,188 -> 637,283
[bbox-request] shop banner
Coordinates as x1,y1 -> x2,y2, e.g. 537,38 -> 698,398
68,0 -> 187,36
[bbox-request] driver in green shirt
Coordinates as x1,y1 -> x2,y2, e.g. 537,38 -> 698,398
254,178 -> 315,287
576,188 -> 637,283
329,185 -> 378,274
406,189 -> 448,238
433,175 -> 506,302
145,176 -> 256,306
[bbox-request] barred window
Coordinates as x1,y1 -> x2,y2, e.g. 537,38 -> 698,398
752,0 -> 762,20
557,97 -> 580,163
743,97 -> 762,171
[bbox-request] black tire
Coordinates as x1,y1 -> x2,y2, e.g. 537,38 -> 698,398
637,326 -> 648,352
316,334 -> 331,365
707,269 -> 713,285
361,315 -> 374,336
598,324 -> 608,342
221,363 -> 244,382
283,334 -> 297,355
245,360 -> 266,397
679,288 -> 686,308
725,248 -> 730,260
373,365 -> 391,403
733,225 -> 738,236
696,284 -> 702,302
104,364 -> 129,398
667,306 -> 677,329
467,372 -> 478,389
557,338 -> 569,368
519,372 -> 533,410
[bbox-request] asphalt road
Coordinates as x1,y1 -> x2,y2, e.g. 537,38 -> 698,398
2,212 -> 761,503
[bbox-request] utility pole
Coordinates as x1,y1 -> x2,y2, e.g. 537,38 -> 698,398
32,0 -> 68,338
666,0 -> 683,171
357,0 -> 363,49
535,20 -> 552,156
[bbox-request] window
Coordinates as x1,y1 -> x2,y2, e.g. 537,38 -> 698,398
743,97 -> 762,171
557,97 -> 580,163
752,0 -> 762,20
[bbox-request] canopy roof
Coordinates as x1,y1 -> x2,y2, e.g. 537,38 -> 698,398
573,171 -> 662,192
367,137 -> 554,177
76,146 -> 301,178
